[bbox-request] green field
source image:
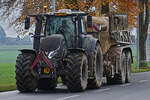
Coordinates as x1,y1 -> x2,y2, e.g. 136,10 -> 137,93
0,64 -> 16,92
0,45 -> 32,92
0,45 -> 32,63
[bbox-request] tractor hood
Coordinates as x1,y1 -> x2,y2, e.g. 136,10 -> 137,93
40,34 -> 65,51
40,34 -> 67,65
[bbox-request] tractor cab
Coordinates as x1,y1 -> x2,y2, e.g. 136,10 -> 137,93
25,11 -> 92,52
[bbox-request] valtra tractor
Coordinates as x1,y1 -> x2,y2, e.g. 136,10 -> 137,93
15,9 -> 135,92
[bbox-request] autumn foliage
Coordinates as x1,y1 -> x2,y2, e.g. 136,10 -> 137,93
0,0 -> 141,33
23,0 -> 139,26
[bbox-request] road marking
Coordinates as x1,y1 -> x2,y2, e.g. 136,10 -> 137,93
138,80 -> 149,83
120,83 -> 132,87
94,88 -> 110,93
58,95 -> 80,100
57,83 -> 67,89
0,90 -> 18,95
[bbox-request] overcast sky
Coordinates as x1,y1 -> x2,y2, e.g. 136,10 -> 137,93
0,20 -> 17,37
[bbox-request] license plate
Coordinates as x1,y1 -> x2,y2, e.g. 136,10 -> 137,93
43,67 -> 50,74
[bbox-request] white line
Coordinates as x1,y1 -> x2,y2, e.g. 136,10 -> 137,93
120,83 -> 132,87
94,88 -> 110,93
0,90 -> 18,95
58,95 -> 80,100
139,80 -> 149,83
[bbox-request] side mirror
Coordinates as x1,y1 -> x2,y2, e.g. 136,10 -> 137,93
87,16 -> 92,28
25,17 -> 30,29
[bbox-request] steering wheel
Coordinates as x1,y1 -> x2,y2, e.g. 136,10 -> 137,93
56,26 -> 65,34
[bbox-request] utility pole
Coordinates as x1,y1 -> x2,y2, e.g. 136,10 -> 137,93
136,15 -> 139,70
53,0 -> 55,14
136,0 -> 139,70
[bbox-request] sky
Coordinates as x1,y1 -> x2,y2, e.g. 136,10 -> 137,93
0,20 -> 17,37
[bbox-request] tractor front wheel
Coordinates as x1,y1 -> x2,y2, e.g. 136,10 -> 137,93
15,53 -> 38,92
64,52 -> 88,92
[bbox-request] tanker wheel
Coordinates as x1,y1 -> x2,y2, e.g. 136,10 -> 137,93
64,52 -> 88,92
15,53 -> 38,92
88,44 -> 103,89
126,52 -> 132,83
114,51 -> 126,84
38,78 -> 57,90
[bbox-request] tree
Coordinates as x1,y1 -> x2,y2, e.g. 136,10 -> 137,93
138,0 -> 150,67
0,0 -> 138,30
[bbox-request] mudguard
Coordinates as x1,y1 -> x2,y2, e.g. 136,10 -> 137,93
82,35 -> 100,74
19,49 -> 37,55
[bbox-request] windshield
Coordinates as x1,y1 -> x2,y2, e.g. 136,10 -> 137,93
45,16 -> 74,36
45,16 -> 75,48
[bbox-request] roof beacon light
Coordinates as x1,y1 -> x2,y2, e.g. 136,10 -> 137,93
43,5 -> 47,9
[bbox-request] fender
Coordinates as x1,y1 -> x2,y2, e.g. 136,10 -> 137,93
19,49 -> 37,55
82,36 -> 100,75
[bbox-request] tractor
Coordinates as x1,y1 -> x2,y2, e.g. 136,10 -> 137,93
15,10 -> 135,92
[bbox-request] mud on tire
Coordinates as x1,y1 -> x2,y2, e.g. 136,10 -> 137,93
15,53 -> 38,92
64,52 -> 88,92
88,44 -> 103,89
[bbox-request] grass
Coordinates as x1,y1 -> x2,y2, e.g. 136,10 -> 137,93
131,61 -> 150,73
0,45 -> 32,63
0,45 -> 32,92
0,64 -> 16,92
132,68 -> 150,73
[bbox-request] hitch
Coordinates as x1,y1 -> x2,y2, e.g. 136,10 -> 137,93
30,51 -> 55,70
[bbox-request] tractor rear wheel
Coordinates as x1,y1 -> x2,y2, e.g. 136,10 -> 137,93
15,53 -> 38,92
88,44 -> 103,89
38,78 -> 57,90
64,52 -> 88,92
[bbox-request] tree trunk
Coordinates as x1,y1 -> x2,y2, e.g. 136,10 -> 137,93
139,0 -> 149,68
139,36 -> 147,67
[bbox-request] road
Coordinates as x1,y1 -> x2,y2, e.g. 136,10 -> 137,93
1,72 -> 150,100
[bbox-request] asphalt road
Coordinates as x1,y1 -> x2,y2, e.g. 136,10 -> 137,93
1,72 -> 150,100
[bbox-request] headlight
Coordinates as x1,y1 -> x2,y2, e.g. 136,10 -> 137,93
48,51 -> 56,59
47,46 -> 60,59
